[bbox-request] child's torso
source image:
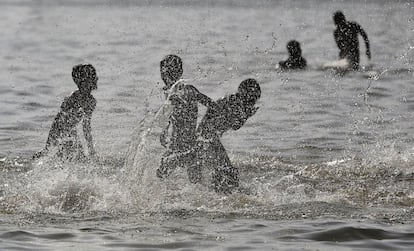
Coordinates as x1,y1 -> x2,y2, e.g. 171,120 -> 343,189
198,94 -> 245,138
166,80 -> 199,151
57,90 -> 96,129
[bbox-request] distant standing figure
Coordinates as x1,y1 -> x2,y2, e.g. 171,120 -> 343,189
189,78 -> 261,194
33,64 -> 98,161
333,11 -> 371,70
279,40 -> 307,70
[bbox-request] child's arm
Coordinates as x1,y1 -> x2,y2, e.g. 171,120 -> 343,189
160,121 -> 170,147
229,97 -> 259,131
230,113 -> 248,130
33,119 -> 63,159
188,85 -> 218,110
279,60 -> 288,70
220,96 -> 247,131
83,115 -> 96,157
33,100 -> 66,159
83,98 -> 97,157
33,148 -> 49,159
356,23 -> 371,60
245,105 -> 259,118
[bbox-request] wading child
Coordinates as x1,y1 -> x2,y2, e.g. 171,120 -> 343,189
333,11 -> 371,70
279,40 -> 307,70
33,64 -> 98,161
155,55 -> 218,179
190,78 -> 261,194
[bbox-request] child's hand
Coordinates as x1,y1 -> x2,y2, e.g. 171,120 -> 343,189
160,128 -> 170,147
246,106 -> 259,117
88,152 -> 98,163
90,148 -> 97,156
366,50 -> 371,60
32,149 -> 48,159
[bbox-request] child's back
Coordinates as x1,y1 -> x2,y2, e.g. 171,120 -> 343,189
198,79 -> 261,139
198,93 -> 246,139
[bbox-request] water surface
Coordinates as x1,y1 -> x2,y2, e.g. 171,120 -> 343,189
0,0 -> 413,250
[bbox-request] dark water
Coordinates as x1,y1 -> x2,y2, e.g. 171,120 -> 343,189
1,216 -> 414,250
0,0 -> 414,250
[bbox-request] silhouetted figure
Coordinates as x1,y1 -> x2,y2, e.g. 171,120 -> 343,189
333,11 -> 371,70
33,64 -> 98,161
156,55 -> 218,180
189,78 -> 261,194
279,40 -> 307,70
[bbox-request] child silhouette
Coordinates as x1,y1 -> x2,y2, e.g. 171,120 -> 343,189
190,78 -> 261,193
279,40 -> 307,70
34,64 -> 98,161
156,55 -> 218,179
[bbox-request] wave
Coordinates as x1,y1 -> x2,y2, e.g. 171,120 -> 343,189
300,226 -> 414,242
280,223 -> 414,250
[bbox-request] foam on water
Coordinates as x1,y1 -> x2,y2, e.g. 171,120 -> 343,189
0,156 -> 131,215
1,128 -> 413,219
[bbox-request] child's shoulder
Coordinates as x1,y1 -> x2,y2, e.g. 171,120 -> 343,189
68,90 -> 80,98
72,90 -> 97,107
216,93 -> 243,110
169,79 -> 199,100
178,79 -> 198,92
62,90 -> 79,105
72,90 -> 96,101
169,79 -> 188,93
220,93 -> 242,103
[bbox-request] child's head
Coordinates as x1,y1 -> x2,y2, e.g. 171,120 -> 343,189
333,11 -> 346,26
238,78 -> 261,106
160,54 -> 183,90
72,64 -> 98,93
287,40 -> 302,57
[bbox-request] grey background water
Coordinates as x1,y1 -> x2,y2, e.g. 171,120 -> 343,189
0,0 -> 414,250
